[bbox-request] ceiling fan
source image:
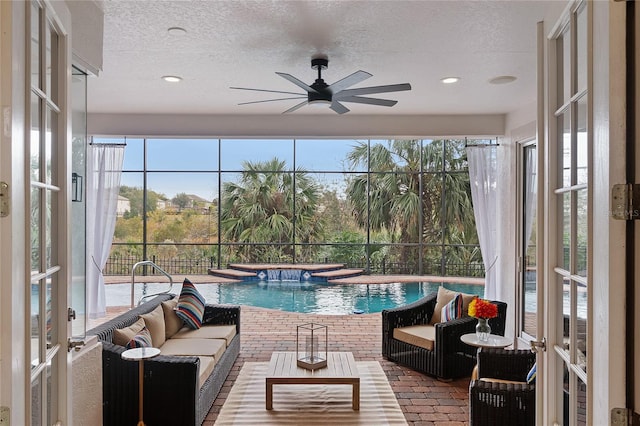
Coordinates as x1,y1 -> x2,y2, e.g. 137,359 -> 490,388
230,56 -> 411,114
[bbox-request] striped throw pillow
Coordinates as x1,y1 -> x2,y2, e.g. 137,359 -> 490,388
441,293 -> 463,322
176,278 -> 206,329
126,326 -> 152,349
526,363 -> 537,384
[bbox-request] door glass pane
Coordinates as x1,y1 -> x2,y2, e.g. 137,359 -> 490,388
576,189 -> 587,278
523,145 -> 537,337
562,192 -> 571,270
560,111 -> 571,187
31,2 -> 40,89
31,188 -> 41,273
576,5 -> 587,92
46,356 -> 58,424
576,96 -> 588,185
31,93 -> 41,181
71,68 -> 87,336
576,282 -> 587,371
45,108 -> 56,185
561,276 -> 570,354
31,281 -> 40,367
561,28 -> 571,102
45,191 -> 52,269
31,373 -> 43,426
45,280 -> 54,345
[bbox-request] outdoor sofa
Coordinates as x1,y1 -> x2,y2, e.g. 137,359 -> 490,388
87,292 -> 240,426
382,287 -> 507,380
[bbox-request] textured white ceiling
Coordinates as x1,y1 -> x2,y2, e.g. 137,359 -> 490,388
88,0 -> 555,116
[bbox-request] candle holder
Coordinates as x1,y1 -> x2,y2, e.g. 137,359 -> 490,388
296,323 -> 327,370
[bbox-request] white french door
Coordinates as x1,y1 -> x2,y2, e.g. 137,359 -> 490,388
28,1 -> 72,424
543,1 -> 589,425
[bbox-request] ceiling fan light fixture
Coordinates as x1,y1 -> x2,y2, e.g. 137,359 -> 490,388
441,77 -> 460,84
161,75 -> 182,83
308,99 -> 332,107
167,27 -> 187,36
489,75 -> 517,85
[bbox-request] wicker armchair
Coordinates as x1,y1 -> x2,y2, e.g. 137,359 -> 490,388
469,348 -> 536,426
381,292 -> 507,380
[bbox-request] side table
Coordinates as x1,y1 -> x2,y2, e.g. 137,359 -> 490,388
460,333 -> 512,380
122,347 -> 161,426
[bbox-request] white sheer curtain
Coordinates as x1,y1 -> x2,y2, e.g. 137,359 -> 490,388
467,146 -> 499,300
86,144 -> 125,319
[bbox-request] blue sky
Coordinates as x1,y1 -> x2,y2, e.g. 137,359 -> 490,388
116,138 -> 378,201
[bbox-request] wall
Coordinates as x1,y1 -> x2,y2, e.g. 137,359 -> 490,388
88,112 -> 506,138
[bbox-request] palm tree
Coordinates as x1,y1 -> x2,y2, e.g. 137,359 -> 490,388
345,139 -> 478,273
220,158 -> 325,262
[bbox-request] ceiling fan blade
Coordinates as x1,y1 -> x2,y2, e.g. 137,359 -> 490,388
282,100 -> 308,114
327,70 -> 372,94
238,96 -> 307,106
338,96 -> 398,107
230,86 -> 306,96
335,83 -> 412,97
330,101 -> 350,114
276,72 -> 318,93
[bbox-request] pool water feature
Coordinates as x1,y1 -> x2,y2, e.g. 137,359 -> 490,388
106,280 -> 485,315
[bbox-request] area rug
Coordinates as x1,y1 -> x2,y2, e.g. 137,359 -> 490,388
214,361 -> 408,425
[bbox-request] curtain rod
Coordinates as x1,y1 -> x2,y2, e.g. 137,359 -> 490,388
89,136 -> 127,146
464,137 -> 499,148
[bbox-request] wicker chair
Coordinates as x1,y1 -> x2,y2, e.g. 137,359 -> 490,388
381,292 -> 507,380
469,348 -> 536,426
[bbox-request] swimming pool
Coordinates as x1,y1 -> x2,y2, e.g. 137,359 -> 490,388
106,280 -> 485,315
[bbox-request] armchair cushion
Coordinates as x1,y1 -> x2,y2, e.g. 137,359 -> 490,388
430,286 -> 477,324
393,324 -> 435,351
441,293 -> 463,322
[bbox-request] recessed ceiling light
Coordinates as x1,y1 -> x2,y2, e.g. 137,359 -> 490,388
168,27 -> 187,36
441,77 -> 460,84
161,75 -> 182,83
489,75 -> 517,85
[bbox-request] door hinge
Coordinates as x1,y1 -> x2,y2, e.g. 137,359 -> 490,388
611,184 -> 640,220
612,408 -> 640,425
0,182 -> 9,217
68,307 -> 76,321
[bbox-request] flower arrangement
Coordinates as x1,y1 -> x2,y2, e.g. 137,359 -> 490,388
468,297 -> 498,319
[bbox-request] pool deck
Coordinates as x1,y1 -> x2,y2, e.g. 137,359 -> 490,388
105,272 -> 485,286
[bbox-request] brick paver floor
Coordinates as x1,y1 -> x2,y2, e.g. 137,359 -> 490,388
202,306 -> 471,426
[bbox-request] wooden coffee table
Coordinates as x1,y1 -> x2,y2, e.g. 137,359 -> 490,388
265,351 -> 360,410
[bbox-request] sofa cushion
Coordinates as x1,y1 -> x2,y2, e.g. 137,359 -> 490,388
162,297 -> 183,339
113,317 -> 146,347
159,338 -> 226,361
126,326 -> 153,349
172,325 -> 236,346
393,325 -> 436,351
176,279 -> 206,330
430,286 -> 477,324
196,356 -> 216,388
140,304 -> 166,348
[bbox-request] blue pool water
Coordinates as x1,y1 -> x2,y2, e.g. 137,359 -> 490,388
106,280 -> 485,315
